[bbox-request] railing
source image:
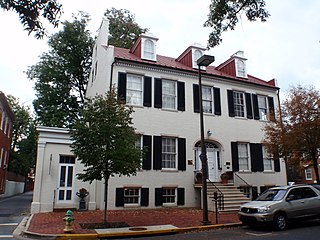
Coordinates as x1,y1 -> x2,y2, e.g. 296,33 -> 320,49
207,179 -> 224,211
234,172 -> 258,200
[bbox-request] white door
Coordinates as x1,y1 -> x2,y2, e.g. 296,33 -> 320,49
195,145 -> 220,182
57,163 -> 74,202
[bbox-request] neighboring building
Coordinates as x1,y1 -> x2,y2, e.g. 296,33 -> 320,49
31,19 -> 287,213
0,91 -> 15,195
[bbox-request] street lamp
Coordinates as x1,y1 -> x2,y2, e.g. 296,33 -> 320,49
197,54 -> 215,225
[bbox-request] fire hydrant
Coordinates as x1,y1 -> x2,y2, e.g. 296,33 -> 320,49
63,210 -> 74,233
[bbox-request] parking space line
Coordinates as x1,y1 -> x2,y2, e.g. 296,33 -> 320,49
246,232 -> 273,237
0,235 -> 13,238
0,223 -> 18,226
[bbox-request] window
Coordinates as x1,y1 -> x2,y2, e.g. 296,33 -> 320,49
0,148 -> 3,168
262,145 -> 273,171
258,96 -> 268,121
305,168 -> 312,180
126,74 -> 143,106
202,86 -> 213,114
143,39 -> 155,60
238,143 -> 250,170
124,188 -> 140,205
193,49 -> 203,68
163,188 -> 176,204
236,59 -> 246,78
162,80 -> 176,109
162,137 -> 177,169
233,91 -> 245,117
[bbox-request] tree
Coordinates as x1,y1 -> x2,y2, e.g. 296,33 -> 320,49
104,8 -> 148,48
0,0 -> 62,39
6,95 -> 37,176
70,87 -> 143,223
264,85 -> 320,184
204,0 -> 269,48
27,13 -> 94,128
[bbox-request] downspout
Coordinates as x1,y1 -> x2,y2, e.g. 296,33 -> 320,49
109,59 -> 116,91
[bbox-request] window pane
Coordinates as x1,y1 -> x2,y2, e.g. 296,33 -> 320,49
60,166 -> 66,187
238,143 -> 249,170
163,188 -> 176,203
144,39 -> 154,59
262,146 -> 272,171
162,138 -> 176,169
66,190 -> 72,200
162,80 -> 176,109
67,166 -> 73,187
233,92 -> 245,117
124,188 -> 139,204
258,96 -> 268,120
126,74 -> 143,105
202,87 -> 213,113
59,190 -> 65,200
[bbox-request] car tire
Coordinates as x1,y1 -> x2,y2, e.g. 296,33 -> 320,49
273,213 -> 287,230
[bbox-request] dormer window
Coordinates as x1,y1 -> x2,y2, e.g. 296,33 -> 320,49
193,49 -> 203,69
236,59 -> 246,78
143,39 -> 155,60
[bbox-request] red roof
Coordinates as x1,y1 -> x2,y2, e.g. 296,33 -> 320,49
114,47 -> 276,88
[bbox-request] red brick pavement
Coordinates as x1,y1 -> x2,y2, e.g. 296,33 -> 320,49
27,208 -> 240,234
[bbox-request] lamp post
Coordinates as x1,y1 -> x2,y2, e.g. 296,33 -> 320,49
197,54 -> 215,225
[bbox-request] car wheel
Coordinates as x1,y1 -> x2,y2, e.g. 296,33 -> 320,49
273,213 -> 287,230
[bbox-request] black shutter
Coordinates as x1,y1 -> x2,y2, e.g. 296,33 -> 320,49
142,135 -> 152,170
153,136 -> 162,170
227,90 -> 235,117
154,78 -> 162,108
193,84 -> 200,113
177,81 -> 185,111
250,143 -> 263,172
155,188 -> 163,206
140,188 -> 149,206
252,94 -> 260,120
177,188 -> 185,205
118,72 -> 127,102
115,188 -> 124,207
231,142 -> 239,171
274,158 -> 281,172
245,93 -> 253,119
178,138 -> 186,171
213,87 -> 221,115
143,76 -> 152,107
268,96 -> 275,119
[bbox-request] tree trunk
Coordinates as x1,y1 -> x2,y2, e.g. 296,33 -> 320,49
103,176 -> 109,224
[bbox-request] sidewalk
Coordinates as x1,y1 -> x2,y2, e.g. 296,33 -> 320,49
22,208 -> 241,238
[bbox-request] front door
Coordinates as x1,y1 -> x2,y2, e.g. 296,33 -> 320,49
57,155 -> 75,203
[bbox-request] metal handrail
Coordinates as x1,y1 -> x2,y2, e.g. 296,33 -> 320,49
207,179 -> 224,211
234,172 -> 258,199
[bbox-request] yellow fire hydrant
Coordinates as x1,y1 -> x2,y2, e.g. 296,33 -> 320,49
63,210 -> 74,233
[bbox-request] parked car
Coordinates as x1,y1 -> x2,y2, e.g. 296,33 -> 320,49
238,184 -> 320,230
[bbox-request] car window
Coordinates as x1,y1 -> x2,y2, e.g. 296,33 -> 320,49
287,188 -> 303,200
312,185 -> 320,192
301,187 -> 317,198
256,189 -> 287,201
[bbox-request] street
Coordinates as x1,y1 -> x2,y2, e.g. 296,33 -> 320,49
0,191 -> 32,239
119,219 -> 320,240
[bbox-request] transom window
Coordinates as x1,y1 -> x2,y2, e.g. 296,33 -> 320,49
233,91 -> 245,117
163,188 -> 176,204
162,137 -> 177,169
202,86 -> 213,114
126,74 -> 143,106
238,143 -> 249,170
162,80 -> 176,109
143,39 -> 155,60
262,145 -> 273,171
258,96 -> 268,121
124,188 -> 140,204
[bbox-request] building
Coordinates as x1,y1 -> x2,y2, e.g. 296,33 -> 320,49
31,19 -> 287,213
0,91 -> 15,195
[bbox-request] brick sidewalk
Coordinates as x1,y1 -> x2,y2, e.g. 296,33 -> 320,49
27,208 -> 240,234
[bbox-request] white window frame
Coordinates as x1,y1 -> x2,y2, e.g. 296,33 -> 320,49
305,168 -> 312,180
161,137 -> 177,170
142,38 -> 156,61
233,91 -> 245,118
1,112 -> 6,131
238,143 -> 250,171
162,188 -> 177,205
202,86 -> 213,114
126,74 -> 143,106
124,188 -> 140,206
262,145 -> 273,171
192,49 -> 203,69
258,95 -> 268,121
162,79 -> 177,110
0,148 -> 3,168
236,59 -> 247,78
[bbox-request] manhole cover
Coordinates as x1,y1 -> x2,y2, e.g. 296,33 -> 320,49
129,227 -> 147,231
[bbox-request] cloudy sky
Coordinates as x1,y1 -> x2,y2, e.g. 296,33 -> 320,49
1,0 -> 319,107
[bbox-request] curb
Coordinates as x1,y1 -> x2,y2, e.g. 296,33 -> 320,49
22,222 -> 243,239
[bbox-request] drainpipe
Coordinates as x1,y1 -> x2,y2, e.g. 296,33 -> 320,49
109,59 -> 116,91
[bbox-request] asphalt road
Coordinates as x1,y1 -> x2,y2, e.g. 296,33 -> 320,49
120,219 -> 320,240
0,191 -> 32,239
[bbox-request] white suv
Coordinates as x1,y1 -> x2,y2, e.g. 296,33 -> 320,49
238,184 -> 320,230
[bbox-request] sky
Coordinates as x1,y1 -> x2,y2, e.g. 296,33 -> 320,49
1,0 -> 320,108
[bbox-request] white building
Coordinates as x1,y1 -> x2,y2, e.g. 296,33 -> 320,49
31,19 -> 286,213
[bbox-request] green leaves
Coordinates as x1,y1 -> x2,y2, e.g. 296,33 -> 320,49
204,0 -> 270,48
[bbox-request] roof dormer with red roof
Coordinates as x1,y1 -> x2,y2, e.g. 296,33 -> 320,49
129,33 -> 158,61
217,50 -> 248,79
176,43 -> 206,69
